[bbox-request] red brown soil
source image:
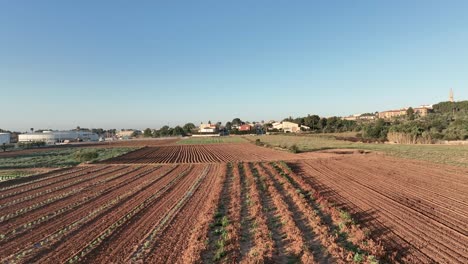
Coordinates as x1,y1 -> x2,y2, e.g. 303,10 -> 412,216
0,165 -> 178,262
253,163 -> 316,262
2,142 -> 467,264
29,165 -> 192,263
143,164 -> 224,263
77,164 -> 210,263
294,154 -> 468,263
101,144 -> 308,164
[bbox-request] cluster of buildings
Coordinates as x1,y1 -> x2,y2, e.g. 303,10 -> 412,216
343,105 -> 433,121
377,105 -> 432,119
343,90 -> 457,121
342,114 -> 376,121
197,120 -> 310,135
0,129 -> 143,145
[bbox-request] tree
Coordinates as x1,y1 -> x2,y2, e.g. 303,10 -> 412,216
304,115 -> 320,130
225,121 -> 232,131
172,126 -> 186,136
158,126 -> 170,137
232,118 -> 242,127
318,118 -> 327,131
362,118 -> 389,140
131,131 -> 140,137
406,107 -> 415,120
143,128 -> 153,137
183,123 -> 196,134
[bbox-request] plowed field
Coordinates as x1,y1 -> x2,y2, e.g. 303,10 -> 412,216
293,154 -> 468,263
1,143 -> 466,263
101,144 -> 302,164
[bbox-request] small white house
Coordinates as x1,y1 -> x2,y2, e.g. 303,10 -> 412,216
199,124 -> 217,133
282,121 -> 300,133
272,122 -> 283,130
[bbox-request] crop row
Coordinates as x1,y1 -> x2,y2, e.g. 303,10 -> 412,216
0,166 -> 143,224
0,165 -> 180,263
64,165 -> 195,263
0,166 -> 124,209
0,166 -> 162,243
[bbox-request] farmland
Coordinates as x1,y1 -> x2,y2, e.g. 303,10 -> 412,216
250,134 -> 468,167
0,138 -> 467,263
0,147 -> 136,169
178,136 -> 247,144
101,144 -> 302,164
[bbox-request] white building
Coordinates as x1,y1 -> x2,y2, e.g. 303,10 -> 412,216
270,122 -> 301,133
272,122 -> 283,130
199,123 -> 217,133
0,133 -> 10,144
18,131 -> 99,145
282,121 -> 300,133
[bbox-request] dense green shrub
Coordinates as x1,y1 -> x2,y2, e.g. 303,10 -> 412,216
74,150 -> 99,162
289,144 -> 299,153
362,119 -> 389,140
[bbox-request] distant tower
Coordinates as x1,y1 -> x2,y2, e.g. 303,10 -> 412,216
449,88 -> 454,102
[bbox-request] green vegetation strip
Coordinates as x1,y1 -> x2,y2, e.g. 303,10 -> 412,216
0,170 -> 39,181
205,163 -> 232,262
0,147 -> 136,169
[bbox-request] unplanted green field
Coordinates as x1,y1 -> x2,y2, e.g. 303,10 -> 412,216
0,147 -> 136,169
177,136 -> 247,145
249,134 -> 468,167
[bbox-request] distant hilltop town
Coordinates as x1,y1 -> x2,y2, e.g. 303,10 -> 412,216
343,105 -> 432,121
343,89 -> 457,121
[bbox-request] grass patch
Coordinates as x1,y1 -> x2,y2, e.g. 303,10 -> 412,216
177,136 -> 247,144
0,147 -> 136,169
249,134 -> 468,167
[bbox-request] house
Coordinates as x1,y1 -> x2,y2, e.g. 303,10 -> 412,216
272,122 -> 283,130
239,124 -> 252,131
199,123 -> 217,133
378,109 -> 407,119
343,114 -> 376,121
282,121 -> 300,133
414,107 -> 431,117
116,130 -> 139,139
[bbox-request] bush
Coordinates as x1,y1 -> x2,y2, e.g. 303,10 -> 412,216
362,119 -> 389,141
255,139 -> 263,146
289,144 -> 299,153
74,150 -> 99,162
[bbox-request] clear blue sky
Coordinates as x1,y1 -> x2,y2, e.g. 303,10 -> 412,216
1,1 -> 467,131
